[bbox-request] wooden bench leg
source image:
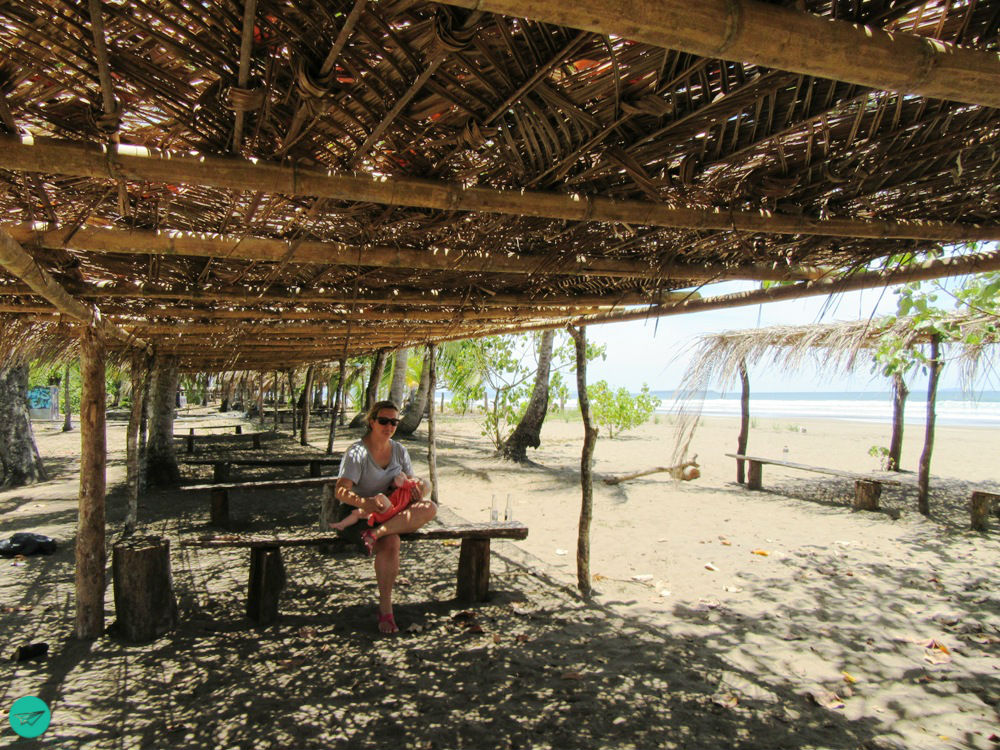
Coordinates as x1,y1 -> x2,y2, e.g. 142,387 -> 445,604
853,480 -> 881,511
186,434 -> 194,454
112,536 -> 178,642
213,461 -> 231,483
309,460 -> 321,478
971,491 -> 997,531
247,547 -> 285,624
457,538 -> 491,602
251,434 -> 261,449
235,425 -> 242,435
747,460 -> 762,491
210,488 -> 230,526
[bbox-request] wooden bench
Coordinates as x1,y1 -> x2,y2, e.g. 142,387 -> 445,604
180,456 -> 341,482
726,453 -> 903,511
178,476 -> 337,525
174,429 -> 265,453
181,517 -> 530,623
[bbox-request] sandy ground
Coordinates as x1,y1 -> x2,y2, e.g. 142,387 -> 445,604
0,406 -> 998,749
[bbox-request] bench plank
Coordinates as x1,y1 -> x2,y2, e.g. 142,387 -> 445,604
182,521 -> 530,548
179,476 -> 335,493
725,453 -> 902,485
180,457 -> 341,467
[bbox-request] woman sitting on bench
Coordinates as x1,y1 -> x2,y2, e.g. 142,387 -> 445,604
333,399 -> 435,634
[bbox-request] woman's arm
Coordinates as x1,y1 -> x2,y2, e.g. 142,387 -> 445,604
335,477 -> 391,513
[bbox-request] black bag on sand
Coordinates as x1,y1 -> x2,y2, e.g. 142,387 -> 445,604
0,532 -> 58,557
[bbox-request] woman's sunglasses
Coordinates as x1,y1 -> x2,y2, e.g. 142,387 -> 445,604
375,416 -> 400,426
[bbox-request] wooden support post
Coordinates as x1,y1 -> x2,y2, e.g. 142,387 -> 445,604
427,342 -> 439,504
853,480 -> 882,511
235,425 -> 243,435
970,491 -> 997,531
76,325 -> 107,639
112,536 -> 177,642
247,547 -> 285,624
186,434 -> 194,453
737,360 -> 749,484
456,538 -> 491,602
568,325 -> 597,598
318,483 -> 338,530
210,488 -> 230,526
918,336 -> 942,516
213,462 -> 231,483
747,460 -> 763,490
252,433 -> 261,449
309,460 -> 321,478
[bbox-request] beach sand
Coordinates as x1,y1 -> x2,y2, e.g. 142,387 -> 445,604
1,408 -> 998,749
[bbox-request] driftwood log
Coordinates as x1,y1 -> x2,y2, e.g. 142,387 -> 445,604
603,456 -> 700,485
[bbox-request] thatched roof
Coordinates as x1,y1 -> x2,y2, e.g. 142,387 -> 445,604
1,0 -> 999,370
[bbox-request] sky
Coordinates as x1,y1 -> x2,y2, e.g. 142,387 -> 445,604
583,277 -> 989,395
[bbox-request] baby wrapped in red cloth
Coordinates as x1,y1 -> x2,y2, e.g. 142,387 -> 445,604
368,475 -> 421,526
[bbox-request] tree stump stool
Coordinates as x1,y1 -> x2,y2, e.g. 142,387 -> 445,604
853,480 -> 882,511
112,536 -> 177,642
970,491 -> 997,531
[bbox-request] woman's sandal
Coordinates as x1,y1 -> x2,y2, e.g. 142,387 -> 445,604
361,530 -> 377,556
377,612 -> 399,634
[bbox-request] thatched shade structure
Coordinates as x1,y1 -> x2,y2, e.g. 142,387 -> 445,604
0,0 -> 998,370
674,313 -> 999,512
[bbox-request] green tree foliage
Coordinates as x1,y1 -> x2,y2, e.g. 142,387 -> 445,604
586,381 -> 660,438
439,333 -> 604,450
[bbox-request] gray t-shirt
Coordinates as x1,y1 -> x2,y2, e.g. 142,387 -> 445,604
337,439 -> 414,498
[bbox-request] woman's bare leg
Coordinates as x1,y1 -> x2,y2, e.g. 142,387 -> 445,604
370,499 -> 437,540
374,534 -> 400,633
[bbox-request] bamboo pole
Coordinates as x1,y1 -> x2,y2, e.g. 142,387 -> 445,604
3,139 -> 999,242
75,325 -> 106,639
426,342 -> 439,504
232,0 -> 258,154
1,224 -> 824,282
569,325 -> 597,597
437,0 -> 1000,109
300,364 -> 314,446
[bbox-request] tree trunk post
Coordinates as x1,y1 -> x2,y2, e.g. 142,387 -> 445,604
737,359 -> 750,484
287,369 -> 297,434
112,536 -> 177,642
257,370 -> 264,426
145,351 -> 181,486
0,363 -> 47,486
888,373 -> 908,471
918,336 -> 942,516
569,326 -> 597,598
427,343 -> 439,504
62,362 -> 72,432
503,329 -> 555,462
300,365 -> 314,446
389,348 -> 409,406
397,350 -> 430,435
76,326 -> 106,639
327,357 -> 346,454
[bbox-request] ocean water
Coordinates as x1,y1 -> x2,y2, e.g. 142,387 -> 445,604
655,390 -> 1000,428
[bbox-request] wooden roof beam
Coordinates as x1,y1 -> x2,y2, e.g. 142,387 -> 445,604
438,0 -> 1000,109
0,228 -> 148,350
1,224 -> 824,282
3,138 -> 998,243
